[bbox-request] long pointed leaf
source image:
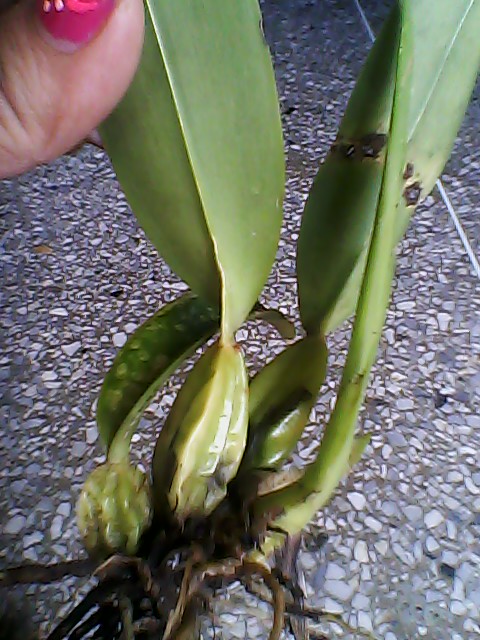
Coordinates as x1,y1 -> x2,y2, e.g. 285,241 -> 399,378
101,1 -> 285,336
321,0 -> 480,333
296,9 -> 400,335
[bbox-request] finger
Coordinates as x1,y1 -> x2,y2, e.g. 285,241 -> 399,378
0,0 -> 144,178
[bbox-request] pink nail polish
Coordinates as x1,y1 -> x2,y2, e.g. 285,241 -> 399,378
37,0 -> 115,49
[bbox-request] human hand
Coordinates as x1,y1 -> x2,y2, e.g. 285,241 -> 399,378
0,0 -> 144,179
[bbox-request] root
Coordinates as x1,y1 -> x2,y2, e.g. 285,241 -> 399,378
0,559 -> 94,586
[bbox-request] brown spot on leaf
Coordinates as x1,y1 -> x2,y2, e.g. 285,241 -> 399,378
404,181 -> 422,207
360,133 -> 387,158
403,162 -> 414,180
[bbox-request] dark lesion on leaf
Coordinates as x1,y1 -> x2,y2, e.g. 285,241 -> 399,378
331,132 -> 388,161
403,180 -> 422,207
360,133 -> 387,158
403,162 -> 414,180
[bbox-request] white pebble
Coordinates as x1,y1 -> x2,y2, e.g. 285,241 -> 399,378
438,312 -> 451,331
325,563 -> 346,580
451,600 -> 467,616
323,598 -> 344,614
357,611 -> 373,632
354,540 -> 369,563
324,580 -> 354,602
375,541 -> 388,556
424,509 -> 444,529
364,516 -> 382,533
57,502 -> 71,518
113,332 -> 127,348
404,505 -> 423,522
61,341 -> 82,357
348,492 -> 366,510
4,514 -> 26,535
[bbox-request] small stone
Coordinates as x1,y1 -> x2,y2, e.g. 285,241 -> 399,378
23,547 -> 38,562
354,540 -> 369,563
50,307 -> 69,317
382,444 -> 393,460
465,477 -> 480,495
23,532 -> 43,548
57,502 -> 71,518
4,514 -> 26,535
364,516 -> 382,533
323,598 -> 344,615
325,563 -> 346,580
352,593 -> 370,610
425,509 -> 444,529
404,505 -> 423,522
395,399 -> 414,412
41,370 -> 58,381
374,541 -> 388,556
447,471 -> 463,483
381,501 -> 396,517
442,550 -> 458,566
324,580 -> 354,602
450,600 -> 467,616
86,427 -> 97,444
348,492 -> 366,510
62,341 -> 82,357
425,536 -> 440,554
72,441 -> 88,457
357,611 -> 373,632
438,313 -> 451,331
113,332 -> 127,348
50,516 -> 63,540
300,554 -> 317,571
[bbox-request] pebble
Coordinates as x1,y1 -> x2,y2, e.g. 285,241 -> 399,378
50,307 -> 68,317
347,492 -> 366,510
447,470 -> 464,483
425,536 -> 440,554
354,541 -> 369,564
323,598 -> 344,615
325,563 -> 346,580
382,444 -> 393,460
86,426 -> 98,444
324,579 -> 354,601
42,370 -> 58,381
451,600 -> 467,616
61,342 -> 82,357
50,515 -> 63,540
113,332 -> 127,348
57,502 -> 71,518
357,610 -> 373,632
437,313 -> 451,331
72,441 -> 88,457
364,516 -> 382,533
375,541 -> 388,556
395,399 -> 414,412
425,509 -> 444,529
352,593 -> 370,610
404,505 -> 423,522
23,531 -> 43,548
4,514 -> 26,535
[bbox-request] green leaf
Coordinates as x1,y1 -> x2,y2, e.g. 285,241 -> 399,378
320,0 -> 480,333
406,0 -> 480,196
296,9 -> 400,335
255,3 -> 413,552
99,293 -> 218,458
100,1 -> 285,337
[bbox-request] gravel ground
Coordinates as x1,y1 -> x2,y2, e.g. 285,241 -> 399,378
1,1 -> 479,638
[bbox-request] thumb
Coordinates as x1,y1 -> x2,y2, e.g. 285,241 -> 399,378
0,0 -> 144,178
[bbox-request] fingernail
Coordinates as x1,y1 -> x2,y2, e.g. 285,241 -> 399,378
36,0 -> 115,50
